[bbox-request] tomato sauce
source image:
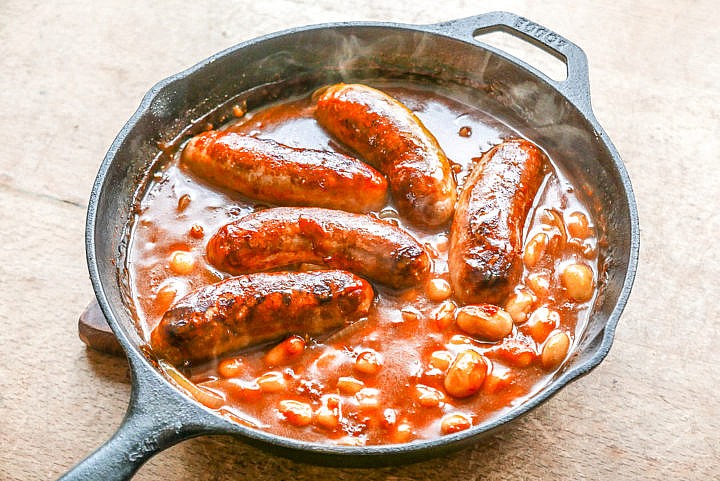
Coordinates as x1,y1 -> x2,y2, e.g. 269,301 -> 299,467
126,84 -> 598,445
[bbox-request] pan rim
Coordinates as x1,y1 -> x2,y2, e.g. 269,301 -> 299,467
85,16 -> 640,462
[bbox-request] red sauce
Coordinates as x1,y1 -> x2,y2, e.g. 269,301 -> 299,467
126,84 -> 598,445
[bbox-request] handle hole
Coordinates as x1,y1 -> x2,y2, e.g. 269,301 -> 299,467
473,30 -> 568,81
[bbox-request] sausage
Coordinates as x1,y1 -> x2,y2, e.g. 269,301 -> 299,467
206,207 -> 431,289
181,131 -> 388,213
314,83 -> 456,228
449,139 -> 547,305
151,270 -> 373,365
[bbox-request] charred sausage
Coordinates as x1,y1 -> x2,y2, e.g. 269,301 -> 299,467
151,270 -> 373,365
206,207 -> 430,289
449,139 -> 547,305
314,83 -> 456,228
182,131 -> 388,213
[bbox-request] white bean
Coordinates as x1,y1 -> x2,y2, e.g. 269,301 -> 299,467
541,331 -> 571,370
456,304 -> 513,341
560,263 -> 595,302
440,413 -> 472,434
524,232 -> 549,268
525,307 -> 561,343
505,289 -> 536,324
278,400 -> 312,427
444,350 -> 487,398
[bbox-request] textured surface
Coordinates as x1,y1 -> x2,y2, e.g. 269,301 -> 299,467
1,1 -> 718,480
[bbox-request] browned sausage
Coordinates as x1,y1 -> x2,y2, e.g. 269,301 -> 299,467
151,270 -> 373,365
206,207 -> 430,289
449,139 -> 547,305
314,83 -> 456,228
181,131 -> 388,213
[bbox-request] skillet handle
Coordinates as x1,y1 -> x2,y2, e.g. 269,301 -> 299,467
428,11 -> 592,112
56,355 -> 207,481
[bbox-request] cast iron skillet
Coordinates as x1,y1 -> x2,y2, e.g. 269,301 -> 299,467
59,11 -> 639,480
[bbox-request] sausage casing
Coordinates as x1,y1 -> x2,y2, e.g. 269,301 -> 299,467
182,131 -> 388,213
151,270 -> 373,365
314,83 -> 456,227
449,139 -> 547,305
206,207 -> 430,289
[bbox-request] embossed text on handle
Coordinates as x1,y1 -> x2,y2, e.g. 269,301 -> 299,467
513,17 -> 567,49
